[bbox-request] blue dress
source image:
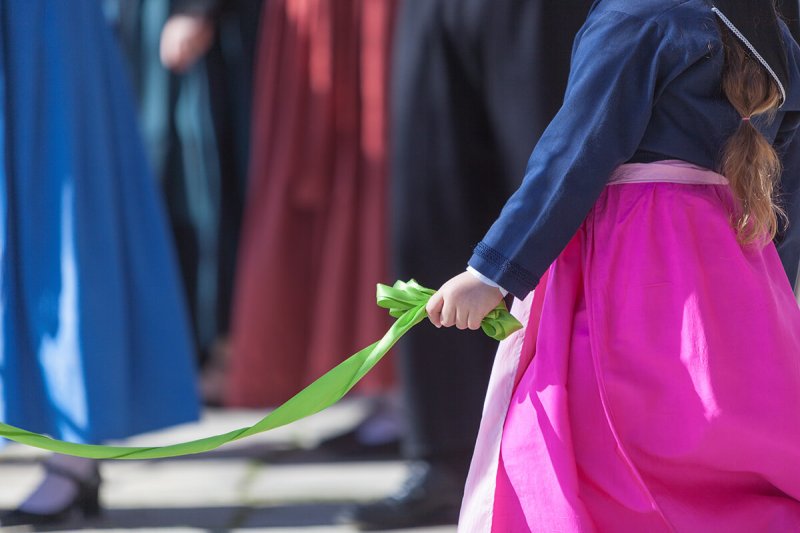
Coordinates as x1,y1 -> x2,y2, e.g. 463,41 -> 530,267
0,1 -> 199,444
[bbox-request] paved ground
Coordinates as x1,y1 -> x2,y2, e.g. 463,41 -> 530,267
0,400 -> 457,533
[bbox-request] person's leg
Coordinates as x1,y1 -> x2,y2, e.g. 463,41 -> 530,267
347,1 -> 591,528
347,0 -> 512,528
1,455 -> 101,526
17,456 -> 99,514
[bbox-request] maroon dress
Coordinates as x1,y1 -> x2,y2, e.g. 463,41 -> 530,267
226,0 -> 397,406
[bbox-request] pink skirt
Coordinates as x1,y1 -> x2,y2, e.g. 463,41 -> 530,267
460,161 -> 800,532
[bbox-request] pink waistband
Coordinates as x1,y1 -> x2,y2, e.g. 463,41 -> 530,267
608,160 -> 729,186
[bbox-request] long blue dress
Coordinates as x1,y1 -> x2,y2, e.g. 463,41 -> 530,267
0,0 -> 200,444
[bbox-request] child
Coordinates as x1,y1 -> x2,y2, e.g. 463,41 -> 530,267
428,0 -> 800,530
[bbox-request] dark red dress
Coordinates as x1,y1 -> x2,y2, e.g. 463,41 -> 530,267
226,0 -> 397,406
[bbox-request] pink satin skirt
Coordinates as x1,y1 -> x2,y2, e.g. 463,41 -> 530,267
461,161 -> 800,532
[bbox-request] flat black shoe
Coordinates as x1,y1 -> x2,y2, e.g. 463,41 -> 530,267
0,462 -> 102,526
340,461 -> 464,530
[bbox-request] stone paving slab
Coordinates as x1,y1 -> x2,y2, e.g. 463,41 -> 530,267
102,461 -> 252,508
0,465 -> 39,508
0,402 -> 458,532
245,462 -> 408,503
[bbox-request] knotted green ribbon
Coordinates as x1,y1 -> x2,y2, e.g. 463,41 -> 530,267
0,280 -> 521,460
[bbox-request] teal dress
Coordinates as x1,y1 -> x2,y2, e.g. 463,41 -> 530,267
105,0 -> 260,362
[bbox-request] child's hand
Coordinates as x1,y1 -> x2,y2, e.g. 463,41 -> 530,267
426,272 -> 504,330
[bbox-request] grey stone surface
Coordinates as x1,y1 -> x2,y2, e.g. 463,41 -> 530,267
0,401 -> 458,533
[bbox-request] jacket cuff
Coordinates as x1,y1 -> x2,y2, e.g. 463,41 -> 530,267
468,242 -> 538,300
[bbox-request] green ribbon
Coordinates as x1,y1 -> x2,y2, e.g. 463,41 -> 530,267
0,280 -> 521,460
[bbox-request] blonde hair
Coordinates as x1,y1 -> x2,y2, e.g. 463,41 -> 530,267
718,27 -> 786,244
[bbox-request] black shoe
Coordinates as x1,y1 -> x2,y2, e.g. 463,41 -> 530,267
0,462 -> 102,527
340,461 -> 465,530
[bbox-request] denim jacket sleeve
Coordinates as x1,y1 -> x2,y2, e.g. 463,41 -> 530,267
468,10 -> 679,299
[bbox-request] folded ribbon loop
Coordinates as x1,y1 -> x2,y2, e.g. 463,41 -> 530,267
376,279 -> 434,317
0,280 -> 522,460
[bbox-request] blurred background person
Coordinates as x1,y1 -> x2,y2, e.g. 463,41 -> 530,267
224,0 -> 400,449
0,0 -> 199,526
104,0 -> 262,403
343,1 -> 593,529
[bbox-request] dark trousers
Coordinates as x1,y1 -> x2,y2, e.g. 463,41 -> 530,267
391,0 -> 591,467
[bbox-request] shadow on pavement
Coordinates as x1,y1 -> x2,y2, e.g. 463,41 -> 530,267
1,502 -> 358,531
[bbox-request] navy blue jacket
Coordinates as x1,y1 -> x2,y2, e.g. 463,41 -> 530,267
469,0 -> 800,298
